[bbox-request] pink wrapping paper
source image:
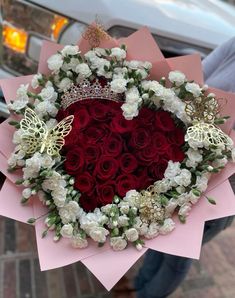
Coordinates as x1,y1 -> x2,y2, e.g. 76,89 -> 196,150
0,178 -> 34,223
0,26 -> 234,290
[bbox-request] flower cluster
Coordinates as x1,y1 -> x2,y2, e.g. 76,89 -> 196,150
57,99 -> 185,212
7,45 -> 235,251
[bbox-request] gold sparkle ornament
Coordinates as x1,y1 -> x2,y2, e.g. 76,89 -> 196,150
82,22 -> 111,48
20,108 -> 74,156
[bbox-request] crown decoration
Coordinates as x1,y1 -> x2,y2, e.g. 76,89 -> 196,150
61,79 -> 123,110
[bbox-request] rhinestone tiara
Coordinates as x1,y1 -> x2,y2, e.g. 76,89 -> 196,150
61,79 -> 123,110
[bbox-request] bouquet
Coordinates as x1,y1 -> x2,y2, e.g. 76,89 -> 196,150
0,24 -> 235,289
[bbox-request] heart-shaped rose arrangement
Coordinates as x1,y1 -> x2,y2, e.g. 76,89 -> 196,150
58,99 -> 185,212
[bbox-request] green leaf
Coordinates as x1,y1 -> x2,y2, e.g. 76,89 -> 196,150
178,215 -> 186,223
206,196 -> 216,205
27,218 -> 36,224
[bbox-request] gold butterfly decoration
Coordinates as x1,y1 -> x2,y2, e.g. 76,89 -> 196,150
185,123 -> 233,147
185,96 -> 232,147
82,21 -> 111,48
20,108 -> 74,156
185,97 -> 219,123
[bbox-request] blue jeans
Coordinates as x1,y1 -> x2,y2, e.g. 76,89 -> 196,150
134,216 -> 234,298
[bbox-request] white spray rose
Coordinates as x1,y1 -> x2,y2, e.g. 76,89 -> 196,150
47,53 -> 63,71
159,218 -> 175,235
168,70 -> 186,86
185,82 -> 201,97
110,237 -> 127,251
110,78 -> 127,93
61,45 -> 80,56
71,234 -> 88,248
125,228 -> 139,242
60,224 -> 73,238
89,227 -> 109,243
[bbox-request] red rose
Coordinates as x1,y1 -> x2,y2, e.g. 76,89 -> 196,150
73,107 -> 90,130
167,127 -> 185,146
120,153 -> 138,173
110,113 -> 136,133
89,100 -> 115,121
166,146 -> 185,162
79,193 -> 98,212
129,128 -> 150,149
64,147 -> 85,175
136,141 -> 159,164
149,159 -> 168,180
152,132 -> 169,154
138,107 -> 155,127
137,168 -> 154,190
116,174 -> 138,197
155,111 -> 175,131
74,172 -> 95,195
82,124 -> 109,144
97,182 -> 116,205
102,134 -> 124,157
84,145 -> 101,162
94,156 -> 119,180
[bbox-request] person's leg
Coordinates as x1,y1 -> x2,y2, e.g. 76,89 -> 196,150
136,253 -> 192,298
134,250 -> 165,290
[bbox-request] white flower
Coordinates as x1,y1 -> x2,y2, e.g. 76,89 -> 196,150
212,157 -> 228,168
195,174 -> 209,192
126,60 -> 141,70
178,203 -> 192,217
110,47 -> 126,61
121,102 -> 139,120
75,63 -> 92,79
89,227 -> 109,243
154,179 -> 171,193
61,45 -> 80,56
40,154 -> 55,169
136,69 -> 148,79
59,202 -> 81,224
8,84 -> 29,110
40,86 -> 58,102
174,169 -> 192,187
123,190 -> 140,207
117,215 -> 129,227
165,199 -> 178,217
134,218 -> 149,236
34,100 -> 58,118
101,204 -> 112,214
159,218 -> 175,235
164,161 -> 181,179
57,77 -> 72,91
47,53 -> 63,71
110,78 -> 127,93
125,228 -> 139,242
110,236 -> 127,251
38,190 -> 46,202
189,190 -> 200,204
46,119 -> 58,130
177,193 -> 190,206
168,70 -> 186,86
22,188 -> 32,199
145,223 -> 159,239
31,73 -> 42,89
71,234 -> 88,248
119,202 -> 130,214
61,58 -> 80,72
185,82 -> 201,97
60,224 -> 73,238
125,87 -> 142,104
185,148 -> 203,168
142,61 -> 152,70
52,187 -> 67,207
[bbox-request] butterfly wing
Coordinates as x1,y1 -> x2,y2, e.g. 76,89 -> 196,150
20,108 -> 47,155
186,123 -> 206,143
46,115 -> 74,156
206,126 -> 233,146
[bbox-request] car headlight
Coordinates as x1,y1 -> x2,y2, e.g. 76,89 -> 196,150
0,0 -> 74,75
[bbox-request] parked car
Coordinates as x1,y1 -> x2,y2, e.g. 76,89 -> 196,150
1,0 -> 235,117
